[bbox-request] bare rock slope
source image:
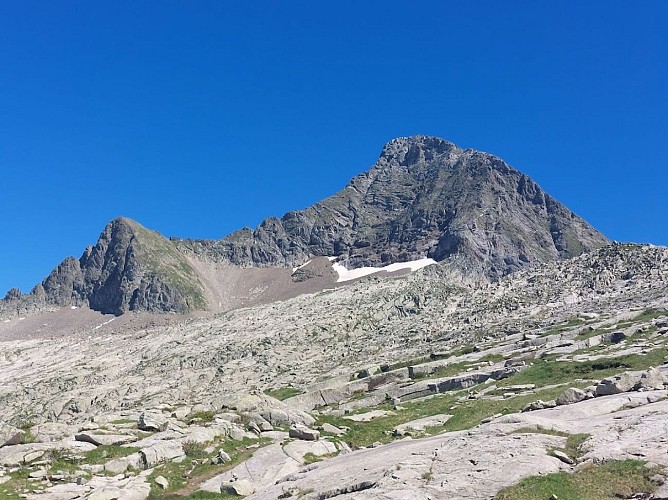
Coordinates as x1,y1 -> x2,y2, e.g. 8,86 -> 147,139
1,243 -> 667,499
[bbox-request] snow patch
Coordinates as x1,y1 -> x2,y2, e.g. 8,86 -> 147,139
292,260 -> 312,273
70,305 -> 78,310
332,258 -> 437,283
94,317 -> 116,330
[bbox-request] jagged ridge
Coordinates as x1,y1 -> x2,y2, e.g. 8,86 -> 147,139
174,136 -> 608,279
2,136 -> 609,315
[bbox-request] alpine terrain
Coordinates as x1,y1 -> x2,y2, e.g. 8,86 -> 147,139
1,136 -> 667,500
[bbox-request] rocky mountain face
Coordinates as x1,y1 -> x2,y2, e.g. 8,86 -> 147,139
1,136 -> 608,316
2,218 -> 205,316
175,136 -> 608,278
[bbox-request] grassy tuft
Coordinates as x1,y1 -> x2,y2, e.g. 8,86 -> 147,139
495,460 -> 661,499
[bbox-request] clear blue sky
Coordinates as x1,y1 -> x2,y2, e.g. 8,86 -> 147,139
1,1 -> 667,293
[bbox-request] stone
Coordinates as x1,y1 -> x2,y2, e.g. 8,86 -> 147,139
104,453 -> 142,474
393,414 -> 451,436
75,433 -> 138,446
321,423 -> 346,436
283,439 -> 337,464
522,400 -> 557,412
635,367 -> 667,391
88,487 -> 124,500
138,412 -> 168,432
221,478 -> 255,496
552,450 -> 575,465
211,450 -> 231,465
595,372 -> 641,396
139,441 -> 184,468
29,468 -> 48,479
155,475 -> 169,489
556,388 -> 587,406
289,425 -> 320,441
0,422 -> 23,448
229,427 -> 245,441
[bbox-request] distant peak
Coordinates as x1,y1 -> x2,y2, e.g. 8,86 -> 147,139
378,135 -> 460,166
108,216 -> 139,227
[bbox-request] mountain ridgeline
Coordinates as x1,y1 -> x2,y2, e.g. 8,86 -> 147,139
2,136 -> 608,316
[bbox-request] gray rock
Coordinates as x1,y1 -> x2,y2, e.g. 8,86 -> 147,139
635,367 -> 667,391
321,423 -> 346,436
139,441 -> 184,468
155,475 -> 169,489
289,425 -> 320,441
556,388 -> 587,406
221,478 -> 255,496
595,372 -> 641,396
552,450 -> 575,465
104,452 -> 142,474
0,422 -> 23,448
522,399 -> 557,412
138,412 -> 167,432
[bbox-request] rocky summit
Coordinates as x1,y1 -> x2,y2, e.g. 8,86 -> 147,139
2,137 -> 668,500
2,136 -> 606,317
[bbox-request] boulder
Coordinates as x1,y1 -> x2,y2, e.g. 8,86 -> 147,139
556,388 -> 587,406
0,422 -> 23,448
221,478 -> 255,496
635,367 -> 667,391
104,452 -> 142,474
139,441 -> 184,468
595,372 -> 641,396
522,400 -> 557,412
321,423 -> 346,436
283,439 -> 337,464
552,450 -> 575,465
289,425 -> 319,441
211,450 -> 231,465
138,412 -> 168,432
155,475 -> 169,489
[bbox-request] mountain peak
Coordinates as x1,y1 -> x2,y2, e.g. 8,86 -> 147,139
378,135 -> 461,167
2,137 -> 609,316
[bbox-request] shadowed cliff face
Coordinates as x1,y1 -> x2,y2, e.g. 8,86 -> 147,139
175,136 -> 608,280
1,136 -> 608,316
13,218 -> 207,316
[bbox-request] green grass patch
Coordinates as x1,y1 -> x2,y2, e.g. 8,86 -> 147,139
510,427 -> 570,438
84,445 -> 140,464
265,387 -> 302,401
411,362 -> 469,380
495,460 -> 661,500
188,411 -> 215,423
318,385 -> 569,449
302,451 -> 337,464
147,437 -> 268,498
497,348 -> 668,388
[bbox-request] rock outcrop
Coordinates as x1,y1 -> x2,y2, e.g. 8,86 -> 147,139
2,217 -> 206,316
